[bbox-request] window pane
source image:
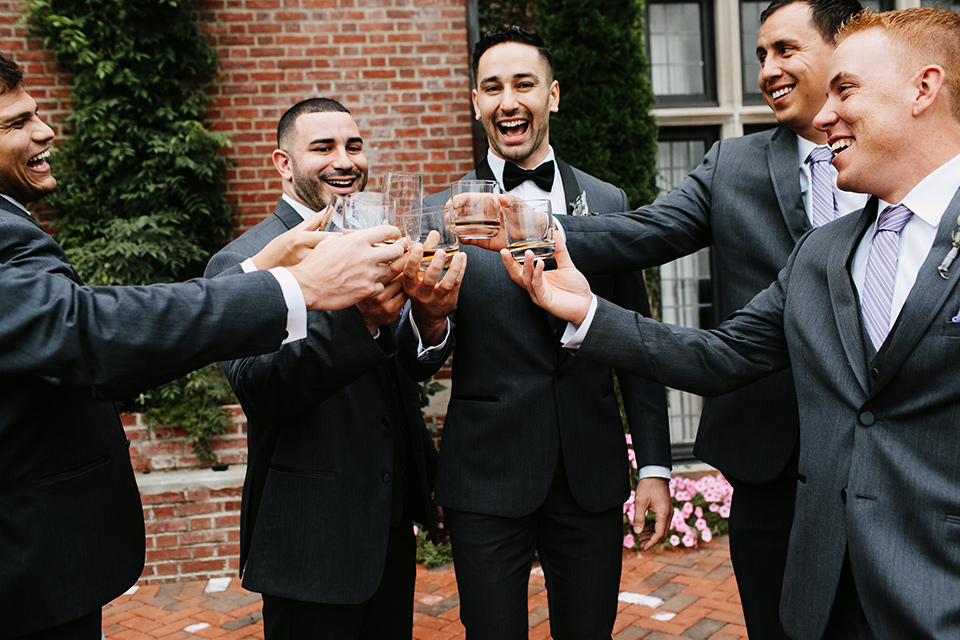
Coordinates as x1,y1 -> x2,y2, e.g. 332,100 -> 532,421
740,0 -> 765,100
647,2 -> 706,96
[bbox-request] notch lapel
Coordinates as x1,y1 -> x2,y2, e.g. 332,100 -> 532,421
869,188 -> 960,396
767,127 -> 811,244
827,200 -> 877,395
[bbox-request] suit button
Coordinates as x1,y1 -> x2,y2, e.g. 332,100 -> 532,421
859,411 -> 875,426
382,416 -> 391,428
382,472 -> 392,483
870,367 -> 879,380
841,488 -> 847,503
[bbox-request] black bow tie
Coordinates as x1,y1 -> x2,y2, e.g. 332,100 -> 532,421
502,160 -> 555,192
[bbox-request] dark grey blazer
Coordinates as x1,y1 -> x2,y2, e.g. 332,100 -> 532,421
0,200 -> 289,639
422,159 -> 670,517
205,198 -> 439,604
561,126 -> 810,483
576,195 -> 960,639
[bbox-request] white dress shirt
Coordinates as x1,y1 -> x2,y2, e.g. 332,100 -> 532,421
488,147 -> 568,216
796,136 -> 868,225
851,152 -> 960,324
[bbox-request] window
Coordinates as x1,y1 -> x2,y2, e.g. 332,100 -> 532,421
655,128 -> 720,453
646,0 -> 716,106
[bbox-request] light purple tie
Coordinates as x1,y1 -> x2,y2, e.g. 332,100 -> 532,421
807,146 -> 837,228
861,204 -> 913,350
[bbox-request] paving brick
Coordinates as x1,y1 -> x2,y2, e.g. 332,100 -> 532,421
682,618 -> 727,639
659,593 -> 700,613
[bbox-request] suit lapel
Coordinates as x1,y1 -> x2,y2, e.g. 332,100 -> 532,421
827,200 -> 876,394
475,158 -> 495,182
0,198 -> 45,231
273,198 -> 306,230
870,188 -> 960,395
767,127 -> 811,244
557,159 -> 579,215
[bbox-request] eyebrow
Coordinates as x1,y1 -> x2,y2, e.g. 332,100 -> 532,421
479,71 -> 539,85
0,109 -> 33,129
309,136 -> 364,146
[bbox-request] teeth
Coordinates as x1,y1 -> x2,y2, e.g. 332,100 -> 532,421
499,120 -> 525,129
28,150 -> 49,164
830,139 -> 853,154
326,179 -> 353,186
772,86 -> 793,99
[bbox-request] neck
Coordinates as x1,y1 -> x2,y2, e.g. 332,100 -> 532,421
794,126 -> 828,146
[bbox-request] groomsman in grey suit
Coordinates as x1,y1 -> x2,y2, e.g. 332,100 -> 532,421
205,98 -> 463,639
548,1 -> 864,636
0,53 -> 405,640
420,26 -> 671,640
503,8 -> 960,638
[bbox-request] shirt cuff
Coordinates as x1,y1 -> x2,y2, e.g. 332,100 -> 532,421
638,465 -> 671,480
410,312 -> 451,360
553,215 -> 567,242
241,257 -> 257,273
267,267 -> 307,343
560,294 -> 598,349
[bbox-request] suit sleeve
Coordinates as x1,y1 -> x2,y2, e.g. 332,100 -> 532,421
579,244 -> 797,395
562,141 -> 720,274
0,264 -> 289,396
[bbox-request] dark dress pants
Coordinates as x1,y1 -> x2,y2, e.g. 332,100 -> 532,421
726,469 -> 797,640
444,460 -> 623,640
261,519 -> 416,640
822,552 -> 877,640
12,610 -> 101,640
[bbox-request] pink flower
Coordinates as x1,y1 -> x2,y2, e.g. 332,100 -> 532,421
718,505 -> 730,518
701,529 -> 713,543
669,534 -> 681,547
695,518 -> 708,531
623,533 -> 636,549
682,532 -> 697,548
694,506 -> 703,518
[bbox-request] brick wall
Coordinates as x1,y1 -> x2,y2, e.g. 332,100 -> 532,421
0,0 -> 477,232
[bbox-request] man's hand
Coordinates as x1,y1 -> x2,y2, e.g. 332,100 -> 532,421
632,477 -> 671,551
251,210 -> 331,270
287,225 -> 407,310
357,273 -> 408,335
402,243 -> 466,346
499,234 -> 593,325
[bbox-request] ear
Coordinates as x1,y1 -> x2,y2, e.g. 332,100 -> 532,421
272,149 -> 294,181
913,64 -> 946,117
472,88 -> 481,120
549,79 -> 560,114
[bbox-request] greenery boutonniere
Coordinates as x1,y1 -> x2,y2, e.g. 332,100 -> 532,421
570,191 -> 593,216
937,211 -> 960,279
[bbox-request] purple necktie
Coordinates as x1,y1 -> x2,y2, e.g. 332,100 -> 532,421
807,146 -> 837,228
861,204 -> 914,350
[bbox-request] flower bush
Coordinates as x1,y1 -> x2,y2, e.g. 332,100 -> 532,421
622,434 -> 733,550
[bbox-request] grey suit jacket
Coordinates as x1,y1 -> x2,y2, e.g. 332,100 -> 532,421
205,198 -> 439,604
0,200 -> 289,638
422,159 -> 670,517
576,195 -> 960,639
560,126 -> 809,483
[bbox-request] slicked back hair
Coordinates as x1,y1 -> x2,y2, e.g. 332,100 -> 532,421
471,25 -> 554,83
0,52 -> 24,95
760,0 -> 863,43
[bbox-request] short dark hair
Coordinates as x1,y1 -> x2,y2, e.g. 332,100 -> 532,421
760,0 -> 864,42
471,26 -> 554,81
0,52 -> 24,95
277,97 -> 351,149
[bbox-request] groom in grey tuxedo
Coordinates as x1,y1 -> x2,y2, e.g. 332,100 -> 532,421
504,8 -> 960,639
551,1 -> 863,636
421,26 -> 670,640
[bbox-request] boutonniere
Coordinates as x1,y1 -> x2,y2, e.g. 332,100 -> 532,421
570,191 -> 593,216
937,211 -> 960,279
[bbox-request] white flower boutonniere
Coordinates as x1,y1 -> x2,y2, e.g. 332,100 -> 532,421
570,191 -> 593,216
937,211 -> 960,279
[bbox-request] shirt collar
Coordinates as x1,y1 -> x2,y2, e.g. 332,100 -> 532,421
487,146 -> 557,190
0,194 -> 30,216
281,192 -> 319,221
881,151 -> 960,229
796,135 -> 819,170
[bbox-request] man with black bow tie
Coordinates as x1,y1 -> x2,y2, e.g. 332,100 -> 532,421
420,26 -> 671,639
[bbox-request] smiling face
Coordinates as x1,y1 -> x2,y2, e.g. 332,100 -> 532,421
272,111 -> 369,211
0,88 -> 56,205
472,41 -> 559,169
813,29 -> 921,203
756,1 -> 835,143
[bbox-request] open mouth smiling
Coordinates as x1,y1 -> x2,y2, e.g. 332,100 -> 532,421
497,118 -> 529,141
27,150 -> 50,169
770,85 -> 794,100
829,138 -> 853,155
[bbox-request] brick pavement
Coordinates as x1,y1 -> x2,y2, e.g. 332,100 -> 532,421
102,536 -> 745,640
